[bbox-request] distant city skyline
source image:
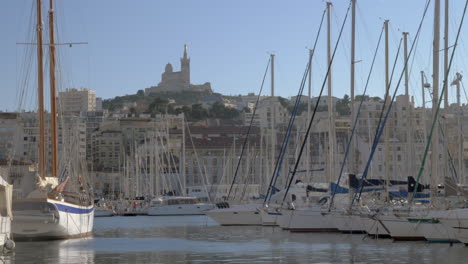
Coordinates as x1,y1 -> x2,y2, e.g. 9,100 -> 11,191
2,0 -> 468,111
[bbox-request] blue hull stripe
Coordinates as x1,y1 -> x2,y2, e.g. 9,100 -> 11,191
53,203 -> 94,214
267,212 -> 282,215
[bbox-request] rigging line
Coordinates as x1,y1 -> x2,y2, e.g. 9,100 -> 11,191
328,24 -> 385,211
264,7 -> 327,206
411,0 -> 468,203
225,58 -> 271,201
351,0 -> 431,206
281,0 -> 353,204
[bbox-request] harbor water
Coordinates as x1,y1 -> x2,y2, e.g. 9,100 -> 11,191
3,215 -> 468,263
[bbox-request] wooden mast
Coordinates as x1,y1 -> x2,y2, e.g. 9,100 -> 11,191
36,0 -> 47,179
48,0 -> 58,177
306,48 -> 312,183
431,0 -> 441,204
350,0 -> 356,175
326,2 -> 335,184
384,20 -> 390,201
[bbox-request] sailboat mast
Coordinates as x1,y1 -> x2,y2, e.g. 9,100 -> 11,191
36,0 -> 47,179
270,54 -> 276,186
307,48 -> 312,183
48,0 -> 58,177
350,0 -> 356,175
442,0 -> 449,188
384,20 -> 390,201
455,73 -> 463,184
431,0 -> 441,203
326,2 -> 335,184
403,32 -> 412,179
444,0 -> 449,109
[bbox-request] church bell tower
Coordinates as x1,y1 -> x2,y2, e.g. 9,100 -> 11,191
180,44 -> 190,88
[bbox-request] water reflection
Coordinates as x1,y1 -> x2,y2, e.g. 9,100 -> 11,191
6,215 -> 468,263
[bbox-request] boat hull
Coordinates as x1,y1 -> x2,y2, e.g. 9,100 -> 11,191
378,214 -> 426,241
12,199 -> 94,241
205,204 -> 262,225
260,208 -> 281,226
360,215 -> 390,238
439,209 -> 468,244
412,210 -> 459,243
147,204 -> 214,216
0,215 -> 11,248
94,209 -> 115,217
287,207 -> 338,232
332,211 -> 366,233
277,209 -> 293,229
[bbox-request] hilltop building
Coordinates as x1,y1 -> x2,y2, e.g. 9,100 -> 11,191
145,45 -> 213,95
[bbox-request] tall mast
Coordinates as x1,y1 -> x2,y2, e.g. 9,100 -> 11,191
431,0 -> 441,203
182,114 -> 186,195
384,20 -> 390,201
270,53 -> 276,185
327,2 -> 335,184
48,0 -> 58,177
421,71 -> 426,109
454,73 -> 464,185
350,0 -> 356,175
271,54 -> 275,97
444,0 -> 449,109
403,32 -> 412,178
442,0 -> 449,187
307,49 -> 312,182
36,0 -> 47,179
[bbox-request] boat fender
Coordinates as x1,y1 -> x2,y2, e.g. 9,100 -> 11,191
4,238 -> 15,251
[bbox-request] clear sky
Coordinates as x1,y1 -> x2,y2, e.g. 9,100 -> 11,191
1,0 -> 468,111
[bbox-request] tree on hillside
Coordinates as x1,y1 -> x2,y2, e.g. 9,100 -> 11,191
209,102 -> 240,119
191,104 -> 208,120
336,94 -> 351,116
148,97 -> 169,114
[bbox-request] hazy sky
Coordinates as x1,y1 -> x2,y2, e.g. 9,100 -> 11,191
2,0 -> 468,111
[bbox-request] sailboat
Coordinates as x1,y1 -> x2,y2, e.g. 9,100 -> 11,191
12,0 -> 94,240
0,174 -> 14,251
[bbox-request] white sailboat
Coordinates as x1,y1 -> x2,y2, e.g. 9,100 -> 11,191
12,0 -> 94,240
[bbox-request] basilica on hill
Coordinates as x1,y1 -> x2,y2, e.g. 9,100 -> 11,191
144,45 -> 213,95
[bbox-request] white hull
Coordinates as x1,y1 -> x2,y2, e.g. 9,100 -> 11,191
0,176 -> 13,249
147,203 -> 214,216
287,207 -> 338,232
205,204 -> 262,225
360,215 -> 390,237
0,215 -> 11,249
439,208 -> 468,244
277,209 -> 293,229
331,211 -> 366,233
260,208 -> 281,226
13,198 -> 94,240
413,210 -> 458,243
378,213 -> 425,241
94,209 -> 115,217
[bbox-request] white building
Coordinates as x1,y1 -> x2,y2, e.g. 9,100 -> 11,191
58,88 -> 97,113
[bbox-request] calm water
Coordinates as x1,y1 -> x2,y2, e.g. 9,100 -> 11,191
2,215 -> 468,263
